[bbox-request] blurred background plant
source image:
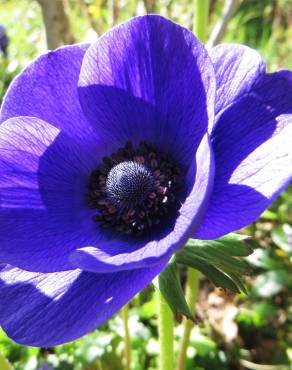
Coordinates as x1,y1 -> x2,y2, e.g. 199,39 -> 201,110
0,0 -> 291,369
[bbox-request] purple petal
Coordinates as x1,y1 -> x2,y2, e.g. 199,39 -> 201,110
70,134 -> 214,273
0,44 -> 97,143
0,261 -> 165,346
195,57 -> 292,239
0,117 -> 106,272
210,43 -> 266,124
78,15 -> 215,166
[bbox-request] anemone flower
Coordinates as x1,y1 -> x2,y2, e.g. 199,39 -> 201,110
0,15 -> 291,346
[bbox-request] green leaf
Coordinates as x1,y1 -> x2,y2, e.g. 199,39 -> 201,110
194,244 -> 249,273
214,234 -> 253,256
183,239 -> 251,274
175,250 -> 240,293
174,234 -> 252,294
224,270 -> 248,295
188,233 -> 253,257
156,262 -> 194,321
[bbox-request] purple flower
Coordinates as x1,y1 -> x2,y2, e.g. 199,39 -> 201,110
0,24 -> 8,57
0,15 -> 291,346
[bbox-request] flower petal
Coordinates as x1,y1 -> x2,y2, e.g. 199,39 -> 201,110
70,133 -> 214,273
0,117 -> 105,272
209,43 -> 266,124
0,44 -> 97,143
78,15 -> 215,166
0,261 -> 165,346
195,68 -> 292,239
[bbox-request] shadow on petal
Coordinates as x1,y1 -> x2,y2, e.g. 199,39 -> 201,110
79,84 -> 207,169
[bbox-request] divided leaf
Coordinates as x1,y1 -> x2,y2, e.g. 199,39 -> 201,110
174,233 -> 253,294
156,262 -> 194,321
174,249 -> 240,293
155,233 -> 253,321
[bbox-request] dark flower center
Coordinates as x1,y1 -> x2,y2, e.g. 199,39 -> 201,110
86,141 -> 182,236
106,161 -> 155,208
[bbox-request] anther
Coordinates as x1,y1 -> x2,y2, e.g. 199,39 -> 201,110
86,141 -> 183,236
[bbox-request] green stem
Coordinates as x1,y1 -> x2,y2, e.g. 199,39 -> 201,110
158,2 -> 207,368
193,0 -> 210,43
122,304 -> 131,370
177,3 -> 207,369
176,268 -> 200,370
0,351 -> 13,370
158,290 -> 174,370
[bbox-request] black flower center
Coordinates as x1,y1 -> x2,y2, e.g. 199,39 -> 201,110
86,141 -> 182,236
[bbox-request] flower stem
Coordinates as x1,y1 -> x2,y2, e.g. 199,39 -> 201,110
177,3 -> 207,369
193,0 -> 210,43
122,303 -> 131,370
158,290 -> 174,370
176,268 -> 200,370
0,351 -> 13,370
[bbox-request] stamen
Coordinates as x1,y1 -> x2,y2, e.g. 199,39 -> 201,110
86,141 -> 182,236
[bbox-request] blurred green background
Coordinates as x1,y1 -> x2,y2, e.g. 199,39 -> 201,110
0,0 -> 292,369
